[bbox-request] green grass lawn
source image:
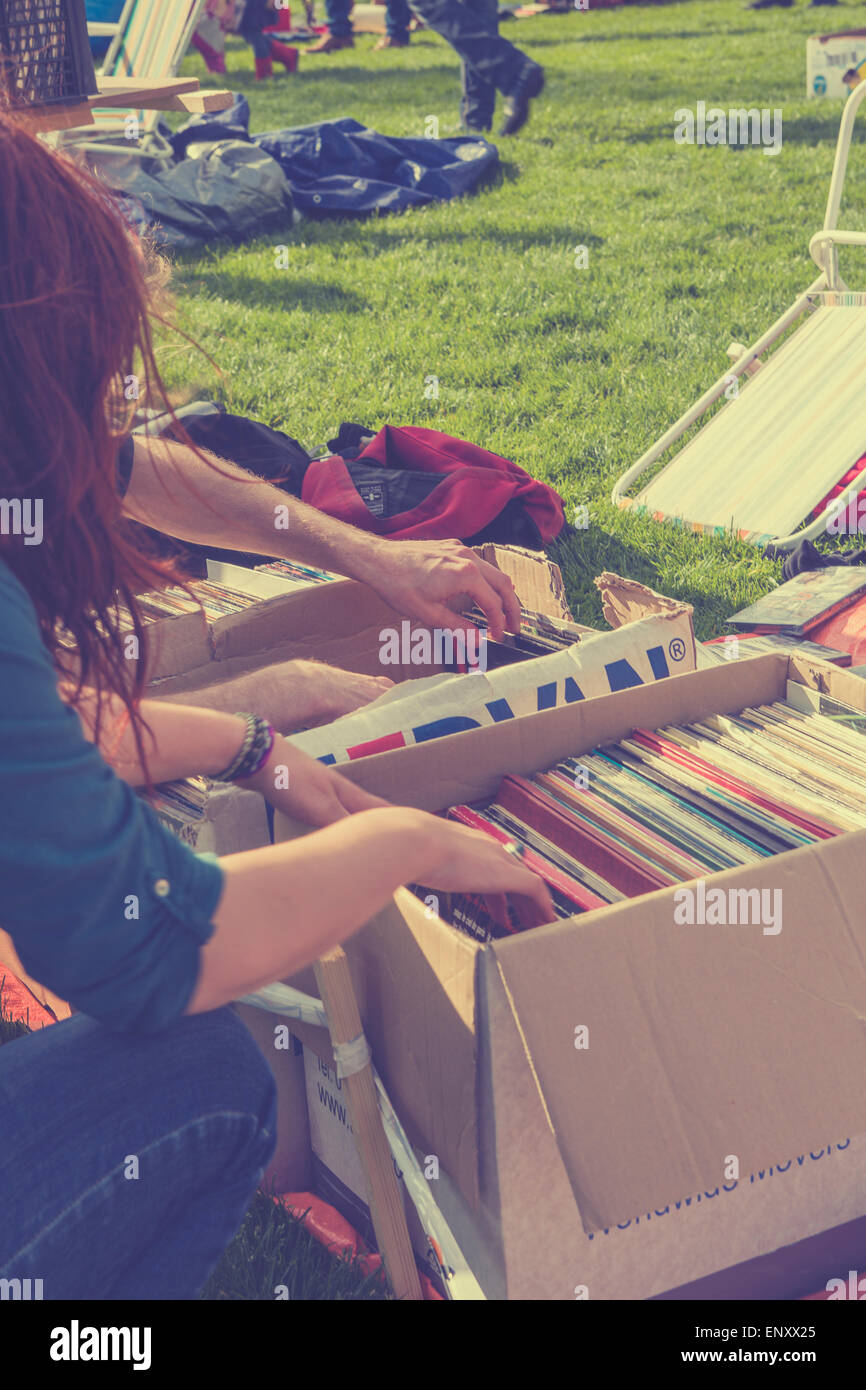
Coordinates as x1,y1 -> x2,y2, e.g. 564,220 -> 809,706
164,0 -> 866,637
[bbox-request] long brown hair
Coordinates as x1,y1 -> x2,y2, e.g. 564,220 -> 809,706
0,109 -> 187,750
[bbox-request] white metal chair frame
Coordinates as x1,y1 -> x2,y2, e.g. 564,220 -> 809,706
612,81 -> 866,551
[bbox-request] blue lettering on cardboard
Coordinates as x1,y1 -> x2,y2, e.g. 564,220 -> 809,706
647,645 -> 670,680
413,715 -> 482,742
605,658 -> 645,692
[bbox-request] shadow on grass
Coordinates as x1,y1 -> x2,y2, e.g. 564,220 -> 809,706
178,270 -> 369,313
249,62 -> 464,89
265,213 -> 605,254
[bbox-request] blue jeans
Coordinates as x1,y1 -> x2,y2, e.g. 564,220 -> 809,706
386,0 -> 413,41
0,1008 -> 276,1300
325,0 -> 354,37
408,0 -> 527,128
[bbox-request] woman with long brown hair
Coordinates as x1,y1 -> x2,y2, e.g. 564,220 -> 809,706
0,110 -> 550,1298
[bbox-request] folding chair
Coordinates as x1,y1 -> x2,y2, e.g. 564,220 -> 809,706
83,0 -> 205,140
612,82 -> 866,551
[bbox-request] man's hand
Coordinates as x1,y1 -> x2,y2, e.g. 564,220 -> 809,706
350,539 -> 521,641
286,661 -> 394,727
152,659 -> 393,732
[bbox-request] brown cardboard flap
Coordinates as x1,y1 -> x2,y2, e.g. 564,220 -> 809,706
476,947 -> 591,1299
488,831 -> 866,1232
347,888 -> 479,1205
594,571 -> 693,631
150,582 -> 453,694
474,545 -> 573,622
143,610 -> 211,682
209,580 -> 389,661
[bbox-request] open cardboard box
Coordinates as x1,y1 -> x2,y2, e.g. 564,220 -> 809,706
148,546 -> 589,694
275,652 -> 866,1300
147,579 -> 444,691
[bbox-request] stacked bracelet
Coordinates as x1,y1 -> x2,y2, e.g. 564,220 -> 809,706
212,714 -> 276,783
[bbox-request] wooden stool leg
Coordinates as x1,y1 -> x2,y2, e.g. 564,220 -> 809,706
314,947 -> 423,1301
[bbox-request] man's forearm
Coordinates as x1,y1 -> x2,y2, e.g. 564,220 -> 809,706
122,431 -> 522,639
123,434 -> 381,581
150,658 -> 393,733
152,663 -> 323,730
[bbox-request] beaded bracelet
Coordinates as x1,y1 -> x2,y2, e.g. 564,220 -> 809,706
212,713 -> 276,783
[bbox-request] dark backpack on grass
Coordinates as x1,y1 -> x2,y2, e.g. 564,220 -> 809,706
145,408 -> 564,572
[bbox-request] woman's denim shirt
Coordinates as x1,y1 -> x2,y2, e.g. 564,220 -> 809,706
0,561 -> 223,1032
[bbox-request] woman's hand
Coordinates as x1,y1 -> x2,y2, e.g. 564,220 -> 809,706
240,733 -> 389,827
397,808 -> 555,920
195,806 -> 556,1012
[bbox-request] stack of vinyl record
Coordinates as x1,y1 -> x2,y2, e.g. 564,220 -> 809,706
134,579 -> 261,623
141,777 -> 209,846
466,604 -> 586,660
432,691 -> 866,943
256,559 -> 338,587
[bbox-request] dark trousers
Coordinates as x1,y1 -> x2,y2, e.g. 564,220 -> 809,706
239,0 -> 275,56
386,0 -> 413,40
408,0 -> 527,128
324,0 -> 413,38
324,0 -> 354,36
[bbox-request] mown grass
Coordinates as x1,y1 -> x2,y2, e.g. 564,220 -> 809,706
160,0 -> 866,638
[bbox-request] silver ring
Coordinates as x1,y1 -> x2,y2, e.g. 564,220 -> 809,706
503,841 -> 524,861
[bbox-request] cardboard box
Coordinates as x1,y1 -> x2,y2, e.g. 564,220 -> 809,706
147,546 -> 583,693
165,781 -> 272,856
301,1044 -> 448,1285
287,604 -> 695,765
145,579 -> 431,689
276,652 -> 866,1299
806,31 -> 866,99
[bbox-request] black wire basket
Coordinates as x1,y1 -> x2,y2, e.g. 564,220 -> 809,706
0,0 -> 98,106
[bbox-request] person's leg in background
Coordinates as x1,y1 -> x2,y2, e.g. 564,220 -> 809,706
239,5 -> 278,78
459,0 -> 498,132
0,1008 -> 277,1299
239,0 -> 299,77
376,0 -> 413,49
191,12 -> 228,74
308,0 -> 356,51
407,0 -> 543,135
